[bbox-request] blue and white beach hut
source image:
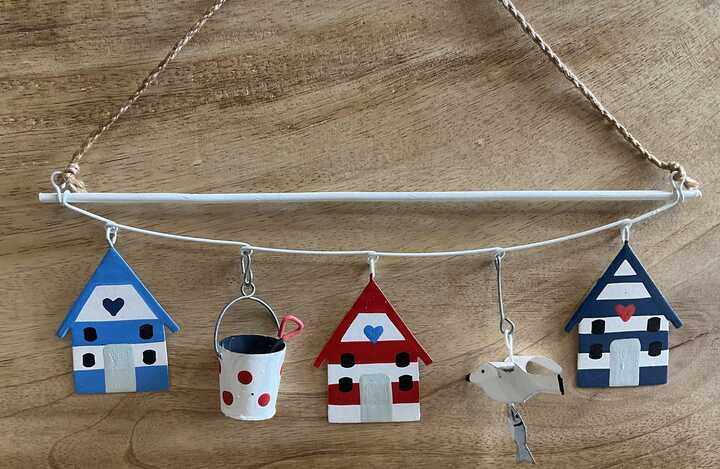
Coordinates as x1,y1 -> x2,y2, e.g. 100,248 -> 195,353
57,247 -> 179,394
565,242 -> 682,388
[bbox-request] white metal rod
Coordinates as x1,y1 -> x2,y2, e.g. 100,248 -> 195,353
38,190 -> 701,204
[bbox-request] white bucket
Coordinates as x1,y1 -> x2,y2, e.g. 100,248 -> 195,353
214,295 -> 303,421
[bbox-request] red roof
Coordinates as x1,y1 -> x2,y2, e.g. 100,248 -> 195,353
314,276 -> 432,367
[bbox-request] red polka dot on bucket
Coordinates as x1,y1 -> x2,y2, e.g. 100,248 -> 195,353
258,393 -> 271,407
222,391 -> 234,405
238,370 -> 253,384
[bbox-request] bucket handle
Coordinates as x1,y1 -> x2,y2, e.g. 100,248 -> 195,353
213,295 -> 280,358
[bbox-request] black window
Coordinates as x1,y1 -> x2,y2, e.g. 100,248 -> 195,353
82,353 -> 95,368
340,353 -> 355,368
648,341 -> 663,357
589,344 -> 603,359
399,375 -> 413,391
143,350 -> 157,365
647,317 -> 661,332
591,320 -> 605,335
139,324 -> 154,340
395,352 -> 410,368
83,327 -> 97,342
338,377 -> 353,392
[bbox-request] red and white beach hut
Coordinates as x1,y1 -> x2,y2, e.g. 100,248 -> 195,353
314,277 -> 432,423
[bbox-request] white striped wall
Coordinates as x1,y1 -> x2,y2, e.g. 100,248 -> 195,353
596,282 -> 651,300
72,342 -> 168,371
328,362 -> 419,384
328,403 -> 420,423
577,350 -> 668,370
578,316 -> 668,334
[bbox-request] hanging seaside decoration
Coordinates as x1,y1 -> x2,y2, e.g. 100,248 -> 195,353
564,237 -> 683,388
56,227 -> 180,394
313,257 -> 432,423
466,253 -> 564,463
214,250 -> 304,420
40,0 -> 703,464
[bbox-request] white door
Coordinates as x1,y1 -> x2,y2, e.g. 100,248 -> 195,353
104,344 -> 136,392
609,339 -> 641,387
360,373 -> 392,422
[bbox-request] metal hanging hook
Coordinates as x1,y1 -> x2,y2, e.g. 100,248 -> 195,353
50,170 -> 67,204
240,248 -> 256,297
368,252 -> 379,279
671,172 -> 687,204
106,224 -> 119,247
621,223 -> 632,243
494,250 -> 515,362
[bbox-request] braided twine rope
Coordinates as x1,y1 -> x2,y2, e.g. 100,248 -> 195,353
57,0 -> 699,192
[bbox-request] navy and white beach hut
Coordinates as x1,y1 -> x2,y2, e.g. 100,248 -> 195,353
564,242 -> 682,388
57,247 -> 179,394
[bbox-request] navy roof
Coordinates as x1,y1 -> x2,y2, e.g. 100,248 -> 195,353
57,246 -> 179,338
564,242 -> 682,332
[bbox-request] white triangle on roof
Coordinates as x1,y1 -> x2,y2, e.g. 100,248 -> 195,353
76,284 -> 157,322
613,260 -> 637,276
340,313 -> 404,342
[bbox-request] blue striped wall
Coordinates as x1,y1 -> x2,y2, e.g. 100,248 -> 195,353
73,365 -> 170,394
569,298 -> 664,320
577,366 -> 668,387
71,319 -> 165,346
74,369 -> 105,393
579,330 -> 668,353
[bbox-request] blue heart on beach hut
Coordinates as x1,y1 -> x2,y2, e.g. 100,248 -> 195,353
363,325 -> 383,343
103,297 -> 125,316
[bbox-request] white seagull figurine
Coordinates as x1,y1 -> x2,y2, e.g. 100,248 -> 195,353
466,355 -> 564,403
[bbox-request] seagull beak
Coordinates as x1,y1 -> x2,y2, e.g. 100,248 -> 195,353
465,373 -> 471,382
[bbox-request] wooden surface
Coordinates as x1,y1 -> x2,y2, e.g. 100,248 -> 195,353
1,1 -> 719,467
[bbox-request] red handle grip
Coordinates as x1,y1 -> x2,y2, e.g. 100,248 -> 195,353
278,315 -> 304,342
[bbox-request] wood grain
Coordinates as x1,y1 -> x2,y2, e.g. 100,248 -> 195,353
1,0 -> 719,467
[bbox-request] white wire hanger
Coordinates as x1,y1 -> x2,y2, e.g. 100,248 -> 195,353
40,0 -> 701,260
47,171 -> 690,258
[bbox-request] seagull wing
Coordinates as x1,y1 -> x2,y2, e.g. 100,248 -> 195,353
515,355 -> 563,375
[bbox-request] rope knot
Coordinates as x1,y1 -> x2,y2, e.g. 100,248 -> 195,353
665,161 -> 699,190
60,163 -> 87,193
64,163 -> 80,175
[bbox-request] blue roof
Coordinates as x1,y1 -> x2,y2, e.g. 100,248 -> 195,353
57,246 -> 180,338
564,242 -> 682,332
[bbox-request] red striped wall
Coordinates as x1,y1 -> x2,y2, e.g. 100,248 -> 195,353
324,341 -> 421,365
328,380 -> 420,405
